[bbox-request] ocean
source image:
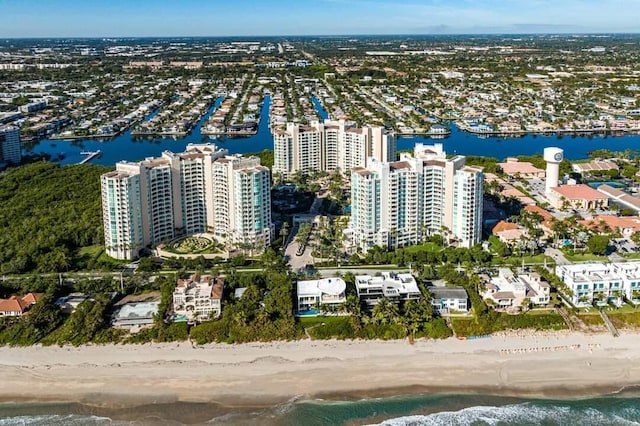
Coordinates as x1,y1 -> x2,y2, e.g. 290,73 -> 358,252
2,392 -> 640,425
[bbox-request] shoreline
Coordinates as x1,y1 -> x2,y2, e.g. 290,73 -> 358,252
1,330 -> 640,411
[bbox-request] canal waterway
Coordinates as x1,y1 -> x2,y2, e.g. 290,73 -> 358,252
25,95 -> 640,166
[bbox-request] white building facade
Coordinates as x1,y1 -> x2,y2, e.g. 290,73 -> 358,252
272,119 -> 396,176
296,277 -> 347,316
482,268 -> 551,309
173,275 -> 224,321
355,272 -> 421,307
348,144 -> 483,252
101,144 -> 274,259
556,261 -> 640,307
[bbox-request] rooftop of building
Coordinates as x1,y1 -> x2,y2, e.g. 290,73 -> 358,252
297,277 -> 346,297
355,272 -> 420,294
0,293 -> 43,313
492,220 -> 520,234
498,159 -> 545,175
176,274 -> 224,299
551,184 -> 608,200
573,160 -> 619,173
429,286 -> 468,300
580,215 -> 640,233
598,185 -> 640,210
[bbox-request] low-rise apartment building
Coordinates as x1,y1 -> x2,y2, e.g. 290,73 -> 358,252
556,261 -> 640,307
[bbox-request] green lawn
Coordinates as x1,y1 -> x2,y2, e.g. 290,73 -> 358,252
493,254 -> 554,266
450,311 -> 567,337
403,243 -> 442,254
622,253 -> 640,260
577,313 -> 604,326
608,311 -> 640,328
298,316 -> 354,339
562,252 -> 609,262
76,245 -> 104,257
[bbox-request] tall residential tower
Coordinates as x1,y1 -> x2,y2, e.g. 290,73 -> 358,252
101,144 -> 273,260
0,126 -> 21,167
272,119 -> 396,176
348,143 -> 483,252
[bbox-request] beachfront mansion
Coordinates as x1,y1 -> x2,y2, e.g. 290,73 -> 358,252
272,119 -> 396,176
101,144 -> 273,260
347,143 -> 484,252
173,274 -> 224,321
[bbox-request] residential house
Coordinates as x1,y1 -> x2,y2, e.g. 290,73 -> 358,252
492,220 -> 527,244
0,293 -> 43,317
296,277 -> 347,316
579,215 -> 640,238
112,298 -> 160,329
429,286 -> 469,314
482,268 -> 550,309
54,293 -> 92,313
355,272 -> 421,308
173,275 -> 224,321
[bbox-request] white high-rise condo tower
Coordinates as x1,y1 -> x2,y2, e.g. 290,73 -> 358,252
101,144 -> 274,260
544,147 -> 563,194
348,143 -> 483,252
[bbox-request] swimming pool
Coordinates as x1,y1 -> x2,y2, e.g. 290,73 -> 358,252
295,309 -> 321,317
587,181 -> 627,189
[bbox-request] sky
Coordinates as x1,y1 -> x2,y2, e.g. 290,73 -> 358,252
0,0 -> 639,37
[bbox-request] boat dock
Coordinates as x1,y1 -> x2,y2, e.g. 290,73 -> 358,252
77,150 -> 102,164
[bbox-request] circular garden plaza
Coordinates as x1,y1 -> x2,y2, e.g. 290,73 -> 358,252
155,234 -> 232,260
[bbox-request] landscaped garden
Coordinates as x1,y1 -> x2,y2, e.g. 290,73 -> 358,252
165,236 -> 222,255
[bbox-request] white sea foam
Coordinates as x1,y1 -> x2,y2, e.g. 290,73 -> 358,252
367,402 -> 640,426
0,415 -> 117,426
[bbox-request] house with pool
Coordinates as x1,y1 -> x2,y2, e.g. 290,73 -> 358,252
296,277 -> 347,316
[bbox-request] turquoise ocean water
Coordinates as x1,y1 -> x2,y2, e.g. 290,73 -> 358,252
2,392 -> 640,425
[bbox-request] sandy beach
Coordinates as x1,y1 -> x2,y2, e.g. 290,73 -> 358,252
0,331 -> 638,408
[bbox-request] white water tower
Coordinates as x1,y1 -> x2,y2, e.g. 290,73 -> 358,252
544,147 -> 564,194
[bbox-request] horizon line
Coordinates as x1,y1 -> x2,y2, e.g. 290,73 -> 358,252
2,32 -> 640,40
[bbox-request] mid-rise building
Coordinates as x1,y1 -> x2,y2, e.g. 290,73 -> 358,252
0,125 -> 21,166
348,143 -> 483,252
101,144 -> 274,260
173,274 -> 224,321
272,119 -> 396,176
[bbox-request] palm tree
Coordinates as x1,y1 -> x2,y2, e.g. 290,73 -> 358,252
343,295 -> 364,332
371,298 -> 400,325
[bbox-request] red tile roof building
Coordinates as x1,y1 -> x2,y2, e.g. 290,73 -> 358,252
0,293 -> 44,317
548,184 -> 609,210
